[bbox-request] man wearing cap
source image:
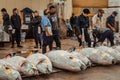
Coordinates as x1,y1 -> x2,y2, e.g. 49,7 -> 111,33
31,11 -> 42,48
96,11 -> 118,46
106,11 -> 118,32
92,9 -> 104,29
92,9 -> 105,47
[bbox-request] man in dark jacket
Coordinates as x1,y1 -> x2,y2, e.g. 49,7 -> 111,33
11,8 -> 22,48
76,9 -> 91,47
70,13 -> 77,36
32,11 -> 42,48
1,8 -> 10,33
49,6 -> 61,50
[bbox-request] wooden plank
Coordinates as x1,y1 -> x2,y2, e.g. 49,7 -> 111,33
73,0 -> 108,8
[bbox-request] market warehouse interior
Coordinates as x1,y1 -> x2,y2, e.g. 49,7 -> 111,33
0,0 -> 120,80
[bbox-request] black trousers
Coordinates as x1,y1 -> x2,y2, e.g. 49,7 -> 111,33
98,30 -> 114,46
12,29 -> 21,46
52,30 -> 61,48
42,32 -> 53,54
92,29 -> 101,47
77,28 -> 91,47
33,29 -> 41,47
67,28 -> 73,37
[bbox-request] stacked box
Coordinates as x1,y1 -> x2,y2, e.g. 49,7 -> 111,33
108,0 -> 120,7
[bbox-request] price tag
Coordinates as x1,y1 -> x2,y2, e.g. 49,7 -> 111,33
45,61 -> 49,65
6,69 -> 13,74
101,52 -> 107,57
92,49 -> 98,54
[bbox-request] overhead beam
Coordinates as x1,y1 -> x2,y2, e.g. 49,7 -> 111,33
73,0 -> 108,8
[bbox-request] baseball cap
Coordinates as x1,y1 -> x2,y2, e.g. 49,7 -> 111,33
112,11 -> 118,16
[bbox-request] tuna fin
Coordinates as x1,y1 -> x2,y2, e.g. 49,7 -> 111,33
76,47 -> 84,52
28,49 -> 39,57
37,58 -> 46,65
28,51 -> 33,57
3,52 -> 16,59
67,46 -> 76,53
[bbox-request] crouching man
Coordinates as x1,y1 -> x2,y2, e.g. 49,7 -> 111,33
96,11 -> 118,47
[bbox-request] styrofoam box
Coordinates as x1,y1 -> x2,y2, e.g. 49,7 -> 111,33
108,0 -> 120,7
9,25 -> 28,30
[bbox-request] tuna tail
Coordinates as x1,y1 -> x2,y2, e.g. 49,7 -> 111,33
67,46 -> 76,53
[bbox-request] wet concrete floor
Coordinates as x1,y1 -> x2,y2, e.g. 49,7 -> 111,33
0,39 -> 120,80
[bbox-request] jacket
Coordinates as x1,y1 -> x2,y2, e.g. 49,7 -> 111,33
3,13 -> 10,26
11,14 -> 21,30
92,14 -> 104,29
76,14 -> 89,29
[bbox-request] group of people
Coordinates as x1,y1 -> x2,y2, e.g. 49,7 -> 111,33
1,6 -> 61,53
32,6 -> 61,53
1,6 -> 118,53
74,8 -> 118,47
1,8 -> 23,48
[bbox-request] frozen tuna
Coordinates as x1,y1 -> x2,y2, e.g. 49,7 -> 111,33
114,46 -> 120,52
4,56 -> 37,77
80,48 -> 115,65
70,51 -> 92,67
46,50 -> 87,72
0,60 -> 22,80
97,46 -> 120,63
27,53 -> 52,74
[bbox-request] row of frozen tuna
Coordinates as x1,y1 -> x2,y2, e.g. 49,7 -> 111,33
0,46 -> 120,80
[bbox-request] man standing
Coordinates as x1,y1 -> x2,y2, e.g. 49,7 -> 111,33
66,19 -> 73,37
76,9 -> 91,47
41,9 -> 53,53
106,11 -> 117,33
92,9 -> 104,29
1,8 -> 10,33
49,6 -> 61,50
11,8 -> 22,48
92,9 -> 105,47
32,11 -> 42,48
70,13 -> 76,28
70,13 -> 77,36
96,11 -> 118,47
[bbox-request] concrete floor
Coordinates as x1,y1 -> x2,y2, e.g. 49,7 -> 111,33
0,39 -> 120,80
